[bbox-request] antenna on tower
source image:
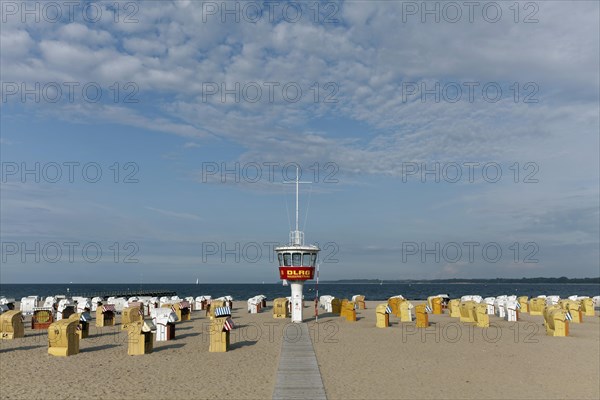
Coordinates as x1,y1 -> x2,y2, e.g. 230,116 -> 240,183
283,165 -> 311,246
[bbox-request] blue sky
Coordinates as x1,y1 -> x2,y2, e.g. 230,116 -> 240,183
1,1 -> 599,283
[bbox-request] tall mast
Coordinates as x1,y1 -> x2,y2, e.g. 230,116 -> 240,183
295,166 -> 299,233
286,165 -> 310,246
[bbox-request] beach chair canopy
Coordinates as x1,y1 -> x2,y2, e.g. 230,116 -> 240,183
142,320 -> 156,332
57,299 -> 73,312
0,297 -> 15,306
151,308 -> 178,323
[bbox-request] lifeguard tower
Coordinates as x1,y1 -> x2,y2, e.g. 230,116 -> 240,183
275,168 -> 320,323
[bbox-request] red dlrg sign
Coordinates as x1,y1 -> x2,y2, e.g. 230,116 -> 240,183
279,267 -> 315,280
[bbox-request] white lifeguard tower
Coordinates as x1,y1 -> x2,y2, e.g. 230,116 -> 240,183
275,168 -> 320,323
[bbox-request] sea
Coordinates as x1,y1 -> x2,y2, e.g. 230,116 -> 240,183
1,283 -> 599,301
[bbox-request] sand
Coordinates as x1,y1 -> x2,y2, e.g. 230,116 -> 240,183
313,301 -> 600,400
1,300 -> 599,400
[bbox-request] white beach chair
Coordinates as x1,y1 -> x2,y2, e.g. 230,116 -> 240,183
42,296 -> 57,309
110,297 -> 128,313
76,298 -> 92,313
545,295 -> 560,306
247,297 -> 260,313
505,300 -> 519,321
20,296 -> 38,315
194,296 -> 205,310
151,308 -> 178,341
185,297 -> 195,311
495,298 -> 507,318
91,297 -> 103,312
483,297 -> 496,315
56,299 -> 74,321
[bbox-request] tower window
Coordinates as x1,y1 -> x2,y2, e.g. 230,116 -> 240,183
302,253 -> 312,266
292,252 -> 302,266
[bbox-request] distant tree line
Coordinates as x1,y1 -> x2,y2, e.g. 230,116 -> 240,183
321,277 -> 600,284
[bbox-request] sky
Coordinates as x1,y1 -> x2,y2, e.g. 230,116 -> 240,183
0,0 -> 599,283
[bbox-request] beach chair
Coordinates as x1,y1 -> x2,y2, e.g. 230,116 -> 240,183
0,297 -> 15,310
459,301 -> 477,323
559,300 -> 582,323
121,306 -> 143,329
41,296 -> 55,310
0,310 -> 25,339
331,298 -> 342,315
426,296 -> 436,309
448,299 -> 461,318
580,298 -> 595,316
387,297 -> 401,317
461,295 -> 482,303
475,303 -> 490,328
207,300 -> 225,318
483,297 -> 495,315
91,297 -> 103,312
96,304 -> 116,327
272,298 -> 289,319
341,301 -> 357,322
56,299 -> 75,321
543,306 -> 568,337
75,298 -> 92,314
151,308 -> 178,341
19,296 -> 38,316
259,295 -> 267,308
352,295 -> 366,309
494,297 -> 507,318
68,312 -> 91,339
431,297 -> 443,315
48,319 -> 80,356
177,300 -> 192,321
415,304 -> 429,328
398,300 -> 413,322
529,298 -> 546,316
505,300 -> 519,322
185,297 -> 195,311
248,297 -> 261,314
545,295 -> 560,306
209,307 -> 233,352
124,320 -> 155,355
32,307 -> 54,330
518,296 -> 529,313
194,296 -> 205,311
319,296 -> 334,312
375,303 -> 390,328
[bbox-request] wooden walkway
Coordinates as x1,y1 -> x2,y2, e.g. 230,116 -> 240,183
272,323 -> 327,400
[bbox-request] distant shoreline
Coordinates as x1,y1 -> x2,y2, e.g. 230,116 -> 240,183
320,278 -> 600,284
2,278 -> 599,285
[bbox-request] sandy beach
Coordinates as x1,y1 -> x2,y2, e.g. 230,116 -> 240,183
1,300 -> 599,400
